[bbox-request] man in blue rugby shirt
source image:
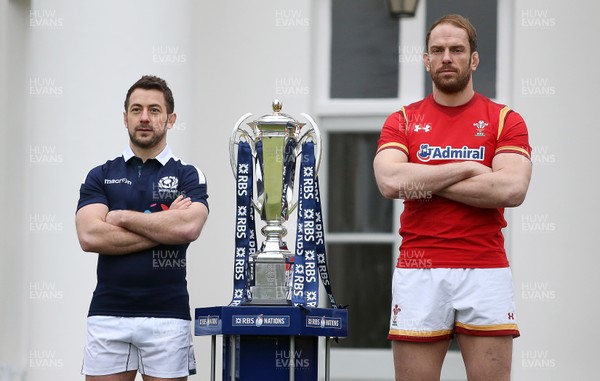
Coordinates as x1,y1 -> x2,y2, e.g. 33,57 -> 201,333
76,75 -> 209,381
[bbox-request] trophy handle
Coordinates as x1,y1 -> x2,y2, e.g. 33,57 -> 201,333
229,113 -> 264,212
299,113 -> 323,173
229,112 -> 254,176
287,113 -> 322,215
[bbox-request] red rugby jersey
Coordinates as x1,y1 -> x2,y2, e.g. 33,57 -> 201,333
377,93 -> 531,268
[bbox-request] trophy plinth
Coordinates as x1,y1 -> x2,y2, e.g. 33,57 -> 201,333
230,99 -> 321,305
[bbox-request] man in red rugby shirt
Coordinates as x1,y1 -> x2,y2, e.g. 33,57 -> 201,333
374,14 -> 532,381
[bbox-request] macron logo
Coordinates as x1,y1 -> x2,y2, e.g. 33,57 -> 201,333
104,178 -> 132,185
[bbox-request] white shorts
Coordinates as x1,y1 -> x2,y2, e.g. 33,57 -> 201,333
389,268 -> 519,342
82,316 -> 196,377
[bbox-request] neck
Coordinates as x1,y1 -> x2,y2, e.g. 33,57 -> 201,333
432,84 -> 475,107
130,142 -> 167,162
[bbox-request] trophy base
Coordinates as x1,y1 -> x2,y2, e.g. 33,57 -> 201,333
244,296 -> 292,306
246,253 -> 292,306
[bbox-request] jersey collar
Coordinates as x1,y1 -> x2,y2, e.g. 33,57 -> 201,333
122,145 -> 174,166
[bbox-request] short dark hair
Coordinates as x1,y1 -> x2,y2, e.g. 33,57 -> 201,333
425,14 -> 478,54
124,75 -> 175,114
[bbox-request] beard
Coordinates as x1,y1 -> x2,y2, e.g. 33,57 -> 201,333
430,60 -> 472,94
128,125 -> 167,150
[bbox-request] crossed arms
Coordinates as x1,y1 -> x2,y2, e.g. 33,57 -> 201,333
373,149 -> 532,208
76,195 -> 209,255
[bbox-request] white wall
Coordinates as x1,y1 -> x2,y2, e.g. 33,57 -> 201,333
510,1 -> 600,380
1,0 -> 30,379
1,0 -> 598,380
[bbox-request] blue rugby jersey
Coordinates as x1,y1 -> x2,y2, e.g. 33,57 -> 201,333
77,145 -> 208,320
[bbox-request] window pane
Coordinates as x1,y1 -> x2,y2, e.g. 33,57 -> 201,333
425,0 -> 498,98
330,0 -> 399,98
327,132 -> 392,233
328,243 -> 393,349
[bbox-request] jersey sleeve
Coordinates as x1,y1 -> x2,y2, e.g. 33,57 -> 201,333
376,110 -> 409,156
76,165 -> 108,212
180,166 -> 209,211
495,109 -> 531,159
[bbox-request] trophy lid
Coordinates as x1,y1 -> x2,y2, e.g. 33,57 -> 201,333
250,99 -> 302,128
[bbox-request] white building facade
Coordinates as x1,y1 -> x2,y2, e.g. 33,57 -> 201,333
0,1 -> 598,380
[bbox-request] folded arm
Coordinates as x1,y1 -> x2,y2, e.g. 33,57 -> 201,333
436,153 -> 532,208
373,149 -> 491,199
76,203 -> 159,255
106,195 -> 209,245
76,195 -> 209,255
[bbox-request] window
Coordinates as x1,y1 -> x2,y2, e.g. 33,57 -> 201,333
330,0 -> 399,99
326,132 -> 394,349
328,242 -> 392,348
327,133 -> 392,233
424,0 -> 498,98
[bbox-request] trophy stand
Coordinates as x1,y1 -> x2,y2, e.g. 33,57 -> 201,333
194,100 -> 347,380
195,305 -> 347,380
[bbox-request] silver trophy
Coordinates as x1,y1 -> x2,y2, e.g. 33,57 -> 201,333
230,100 -> 322,305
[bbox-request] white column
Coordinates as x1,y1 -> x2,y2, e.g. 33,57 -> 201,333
0,1 -> 30,380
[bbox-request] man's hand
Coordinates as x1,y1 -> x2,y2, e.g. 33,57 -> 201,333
461,160 -> 493,177
169,194 -> 192,210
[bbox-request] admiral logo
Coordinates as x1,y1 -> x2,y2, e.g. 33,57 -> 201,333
197,315 -> 220,327
413,124 -> 431,132
232,314 -> 290,327
306,316 -> 341,329
417,144 -> 485,162
105,178 -> 132,185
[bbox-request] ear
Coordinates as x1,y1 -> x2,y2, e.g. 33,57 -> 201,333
423,53 -> 431,72
123,111 -> 128,128
470,51 -> 479,71
167,112 -> 177,129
